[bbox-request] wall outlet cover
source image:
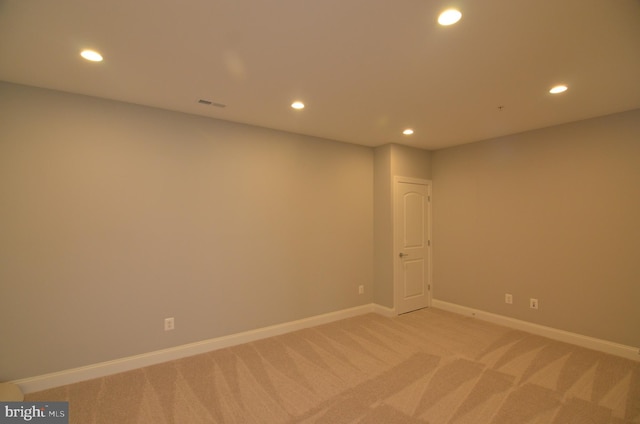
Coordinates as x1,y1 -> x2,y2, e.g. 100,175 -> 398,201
164,317 -> 175,331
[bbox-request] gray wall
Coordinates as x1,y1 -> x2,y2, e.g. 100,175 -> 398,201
390,144 -> 432,181
0,82 -> 374,381
432,109 -> 640,347
373,144 -> 431,308
2,80 -> 637,382
373,145 -> 393,307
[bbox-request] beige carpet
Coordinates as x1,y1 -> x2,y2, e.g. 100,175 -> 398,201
26,308 -> 640,423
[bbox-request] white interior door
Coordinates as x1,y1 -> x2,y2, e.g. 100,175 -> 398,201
394,177 -> 431,314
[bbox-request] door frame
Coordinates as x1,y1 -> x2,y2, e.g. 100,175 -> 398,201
393,176 -> 432,315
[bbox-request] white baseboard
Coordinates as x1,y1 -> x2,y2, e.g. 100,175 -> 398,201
18,300 -> 635,394
12,304 -> 377,394
432,299 -> 640,362
372,303 -> 396,317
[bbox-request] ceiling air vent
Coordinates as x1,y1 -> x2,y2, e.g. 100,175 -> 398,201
198,99 -> 226,108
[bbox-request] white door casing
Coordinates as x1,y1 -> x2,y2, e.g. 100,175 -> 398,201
394,177 -> 431,315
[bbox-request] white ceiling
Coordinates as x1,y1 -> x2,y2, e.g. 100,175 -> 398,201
1,0 -> 639,150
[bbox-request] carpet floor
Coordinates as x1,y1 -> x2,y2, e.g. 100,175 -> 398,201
26,308 -> 640,423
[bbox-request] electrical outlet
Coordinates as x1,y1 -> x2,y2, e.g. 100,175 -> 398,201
529,298 -> 538,310
164,317 -> 175,331
358,285 -> 364,295
505,293 -> 513,304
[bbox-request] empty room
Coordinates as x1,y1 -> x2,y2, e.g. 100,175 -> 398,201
1,1 -> 639,423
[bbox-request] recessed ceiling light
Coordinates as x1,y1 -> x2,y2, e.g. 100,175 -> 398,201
438,9 -> 462,26
291,101 -> 305,109
549,85 -> 568,94
403,129 -> 414,135
80,49 -> 103,62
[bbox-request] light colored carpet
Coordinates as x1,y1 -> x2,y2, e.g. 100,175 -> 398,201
26,308 -> 640,423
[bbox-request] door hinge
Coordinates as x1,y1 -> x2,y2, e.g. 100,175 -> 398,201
428,240 -> 431,247
428,284 -> 431,291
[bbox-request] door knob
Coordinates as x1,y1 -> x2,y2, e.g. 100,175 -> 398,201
399,252 -> 409,258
